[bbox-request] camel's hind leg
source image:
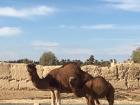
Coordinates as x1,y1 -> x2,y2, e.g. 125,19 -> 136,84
106,92 -> 114,105
55,90 -> 61,105
85,96 -> 95,105
107,97 -> 114,105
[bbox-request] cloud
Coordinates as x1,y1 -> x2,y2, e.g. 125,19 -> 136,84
0,6 -> 55,18
0,52 -> 16,61
103,48 -> 132,55
0,27 -> 22,37
58,25 -> 77,29
57,24 -> 140,30
105,0 -> 140,12
133,43 -> 140,47
57,24 -> 114,30
32,40 -> 59,48
60,6 -> 101,13
80,24 -> 114,30
98,43 -> 140,56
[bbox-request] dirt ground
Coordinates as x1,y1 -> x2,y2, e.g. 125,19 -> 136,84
0,88 -> 140,104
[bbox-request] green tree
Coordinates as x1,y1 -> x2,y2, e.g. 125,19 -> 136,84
99,60 -> 110,67
85,55 -> 95,65
17,58 -> 33,64
132,48 -> 140,63
39,51 -> 59,66
59,59 -> 71,65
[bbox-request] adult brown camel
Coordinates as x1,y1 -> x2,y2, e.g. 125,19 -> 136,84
27,62 -> 94,105
69,76 -> 115,105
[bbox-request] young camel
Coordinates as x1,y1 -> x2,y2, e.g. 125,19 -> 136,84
27,63 -> 94,105
69,76 -> 115,105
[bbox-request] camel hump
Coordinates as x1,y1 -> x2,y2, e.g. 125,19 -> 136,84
59,62 -> 82,72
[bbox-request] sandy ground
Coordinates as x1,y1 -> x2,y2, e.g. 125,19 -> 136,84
0,88 -> 140,104
0,98 -> 140,105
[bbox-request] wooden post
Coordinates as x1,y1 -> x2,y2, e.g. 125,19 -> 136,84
137,78 -> 140,87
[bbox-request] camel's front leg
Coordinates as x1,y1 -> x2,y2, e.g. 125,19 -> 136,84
95,99 -> 101,105
55,90 -> 61,105
51,91 -> 56,105
85,96 -> 95,105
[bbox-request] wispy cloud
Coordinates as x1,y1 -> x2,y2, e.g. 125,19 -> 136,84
60,6 -> 102,13
97,43 -> 140,56
57,24 -> 114,30
0,27 -> 22,37
0,51 -> 19,61
32,40 -> 59,48
57,24 -> 140,30
102,47 -> 132,55
105,0 -> 140,12
58,25 -> 77,29
0,6 -> 55,18
80,24 -> 114,30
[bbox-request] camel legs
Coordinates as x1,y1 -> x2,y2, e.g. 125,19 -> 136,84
106,98 -> 114,105
50,90 -> 61,105
95,99 -> 101,105
69,76 -> 84,97
55,90 -> 61,105
106,93 -> 114,105
85,96 -> 95,105
51,91 -> 56,105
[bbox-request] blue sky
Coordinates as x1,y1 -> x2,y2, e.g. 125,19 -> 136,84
0,0 -> 140,61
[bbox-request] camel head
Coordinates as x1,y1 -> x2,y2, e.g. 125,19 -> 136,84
27,63 -> 37,74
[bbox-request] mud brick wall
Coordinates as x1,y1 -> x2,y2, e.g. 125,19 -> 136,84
0,62 -> 60,90
0,62 -> 139,90
82,63 -> 140,89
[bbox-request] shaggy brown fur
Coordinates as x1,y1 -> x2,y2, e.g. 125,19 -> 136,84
27,62 -> 93,93
69,76 -> 115,105
27,62 -> 94,105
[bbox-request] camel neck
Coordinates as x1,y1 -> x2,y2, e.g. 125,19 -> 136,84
29,70 -> 43,89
